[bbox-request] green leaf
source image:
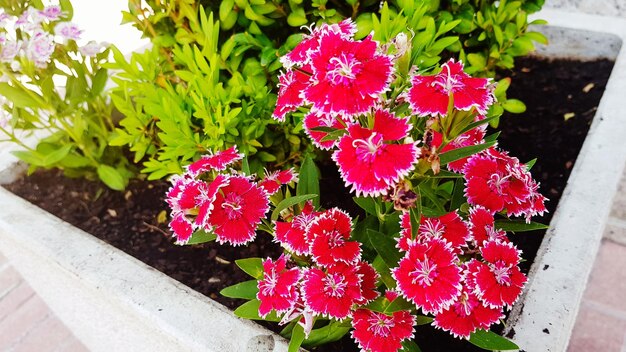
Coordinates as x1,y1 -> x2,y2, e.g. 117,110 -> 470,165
525,158 -> 537,170
401,340 -> 422,352
353,197 -> 377,216
384,296 -> 414,313
525,31 -> 549,45
220,280 -> 259,299
59,0 -> 74,19
235,258 -> 264,279
502,99 -> 527,113
11,150 -> 44,166
303,320 -> 351,347
233,299 -> 281,322
468,330 -> 519,350
0,83 -> 44,108
439,141 -> 497,166
415,315 -> 434,325
297,156 -> 320,207
97,164 -> 127,191
39,144 -> 73,167
91,68 -> 108,96
271,194 -> 318,221
372,255 -> 395,288
288,324 -> 306,352
367,229 -> 402,269
494,220 -> 549,232
186,230 -> 217,245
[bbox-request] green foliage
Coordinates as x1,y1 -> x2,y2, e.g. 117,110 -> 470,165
0,0 -> 133,190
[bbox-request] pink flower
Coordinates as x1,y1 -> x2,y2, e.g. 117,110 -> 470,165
304,31 -> 393,116
207,175 -> 269,246
25,31 -> 55,68
280,19 -> 356,68
392,238 -> 462,314
79,41 -> 107,57
469,240 -> 526,308
355,261 -> 380,305
431,126 -> 487,173
0,40 -> 21,63
16,8 -> 45,31
396,212 -> 415,252
351,309 -> 415,352
194,174 -> 230,229
307,208 -> 361,266
274,201 -> 319,255
418,211 -> 470,251
186,146 -> 244,177
259,168 -> 297,195
432,288 -> 503,339
41,5 -> 65,20
166,176 -> 208,243
407,59 -> 494,117
169,213 -> 194,243
333,109 -> 419,196
54,22 -> 82,41
463,148 -> 547,222
273,68 -> 311,121
302,263 -> 363,319
468,206 -> 508,246
303,111 -> 346,150
257,255 -> 302,318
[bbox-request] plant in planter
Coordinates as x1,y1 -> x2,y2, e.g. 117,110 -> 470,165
0,0 -> 134,190
165,17 -> 549,351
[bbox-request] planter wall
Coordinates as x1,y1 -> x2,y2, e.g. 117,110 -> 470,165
505,10 -> 626,352
0,9 -> 625,352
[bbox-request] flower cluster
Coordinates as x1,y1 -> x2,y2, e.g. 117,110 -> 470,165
259,206 -> 416,350
0,6 -> 106,70
165,147 -> 295,246
166,18 -> 549,352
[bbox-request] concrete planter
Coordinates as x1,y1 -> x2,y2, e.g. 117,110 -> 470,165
0,8 -> 625,352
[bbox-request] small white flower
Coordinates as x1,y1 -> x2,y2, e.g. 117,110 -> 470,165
79,41 -> 107,57
54,21 -> 83,41
0,40 -> 21,63
25,31 -> 55,68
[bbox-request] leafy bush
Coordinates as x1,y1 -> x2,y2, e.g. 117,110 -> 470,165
0,0 -> 133,190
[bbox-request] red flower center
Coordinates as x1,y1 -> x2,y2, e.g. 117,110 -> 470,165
352,132 -> 383,163
488,173 -> 511,195
367,314 -> 395,336
222,193 -> 243,219
410,258 -> 438,286
421,219 -> 445,238
260,271 -> 278,296
323,273 -> 348,297
327,53 -> 362,85
491,261 -> 512,286
432,65 -> 465,93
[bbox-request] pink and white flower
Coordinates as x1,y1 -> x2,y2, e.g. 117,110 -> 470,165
304,31 -> 393,116
257,255 -> 302,318
307,208 -> 361,266
25,31 -> 55,68
355,261 -> 380,305
396,212 -> 415,252
207,175 -> 269,246
392,238 -> 462,314
468,206 -> 508,246
469,240 -> 526,308
418,211 -> 470,251
280,19 -> 356,68
301,263 -> 363,319
431,126 -> 487,173
333,109 -> 419,197
259,168 -> 297,195
432,287 -> 503,339
0,40 -> 21,63
463,148 -> 547,222
407,59 -> 494,117
351,309 -> 415,352
186,146 -> 244,177
303,111 -> 346,150
274,201 -> 319,255
79,41 -> 107,57
273,68 -> 311,121
54,22 -> 83,41
41,5 -> 65,20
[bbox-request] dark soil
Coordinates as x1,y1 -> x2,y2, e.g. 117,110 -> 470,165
3,56 -> 614,352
